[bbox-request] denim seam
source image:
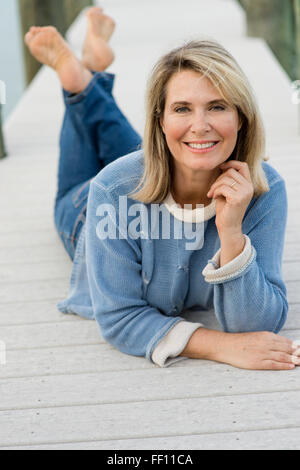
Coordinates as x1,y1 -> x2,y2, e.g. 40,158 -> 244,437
72,179 -> 92,208
70,204 -> 87,250
70,225 -> 86,285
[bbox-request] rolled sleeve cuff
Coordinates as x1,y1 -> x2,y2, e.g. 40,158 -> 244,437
202,234 -> 256,284
151,321 -> 203,368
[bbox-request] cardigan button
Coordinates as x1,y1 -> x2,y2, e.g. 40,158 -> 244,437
178,265 -> 189,272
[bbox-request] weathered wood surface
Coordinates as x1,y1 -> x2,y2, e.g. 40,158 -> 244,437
0,0 -> 299,450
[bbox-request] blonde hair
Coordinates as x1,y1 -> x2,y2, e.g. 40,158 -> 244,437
129,39 -> 269,203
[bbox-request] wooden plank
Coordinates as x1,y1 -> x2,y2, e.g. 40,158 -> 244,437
287,282 -> 300,303
1,328 -> 299,381
283,243 -> 300,262
1,320 -> 101,350
283,303 -> 300,330
0,232 -> 62,250
0,245 -> 66,265
0,278 -> 69,303
3,427 -> 300,450
1,215 -> 55,234
283,261 -> 300,282
0,344 -> 150,379
0,299 -> 75,326
1,363 -> 300,412
0,260 -> 70,283
0,390 -> 300,447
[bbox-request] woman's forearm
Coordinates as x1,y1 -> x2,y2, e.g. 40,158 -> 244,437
179,328 -> 226,360
219,230 -> 245,267
179,327 -> 299,371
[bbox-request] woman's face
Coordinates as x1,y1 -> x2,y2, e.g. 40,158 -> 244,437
161,69 -> 241,173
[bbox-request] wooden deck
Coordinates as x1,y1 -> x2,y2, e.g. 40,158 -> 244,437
0,0 -> 299,450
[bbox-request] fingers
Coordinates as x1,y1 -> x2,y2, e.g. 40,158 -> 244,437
210,184 -> 237,201
262,335 -> 300,369
255,333 -> 300,369
268,351 -> 300,365
270,340 -> 299,356
207,175 -> 241,198
292,339 -> 300,349
262,360 -> 295,371
270,334 -> 300,354
208,168 -> 243,194
207,165 -> 253,200
220,160 -> 252,182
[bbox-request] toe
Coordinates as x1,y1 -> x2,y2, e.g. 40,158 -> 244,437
24,32 -> 32,44
86,6 -> 103,17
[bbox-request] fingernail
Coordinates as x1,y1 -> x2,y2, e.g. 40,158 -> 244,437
292,340 -> 300,349
293,348 -> 300,356
291,355 -> 300,365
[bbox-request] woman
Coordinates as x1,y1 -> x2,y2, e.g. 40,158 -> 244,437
25,7 -> 300,370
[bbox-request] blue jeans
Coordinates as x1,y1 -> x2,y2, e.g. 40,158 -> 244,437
54,72 -> 142,260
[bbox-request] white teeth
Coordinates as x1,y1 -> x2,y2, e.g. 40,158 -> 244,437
187,142 -> 217,149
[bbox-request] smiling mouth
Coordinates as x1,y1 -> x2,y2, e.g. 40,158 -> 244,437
184,141 -> 220,152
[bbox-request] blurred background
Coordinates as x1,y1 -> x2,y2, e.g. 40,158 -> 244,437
0,0 -> 300,157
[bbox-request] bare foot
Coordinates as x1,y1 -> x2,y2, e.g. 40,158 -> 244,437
24,26 -> 92,94
82,7 -> 116,72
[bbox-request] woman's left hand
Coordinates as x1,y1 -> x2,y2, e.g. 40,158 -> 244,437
207,160 -> 254,235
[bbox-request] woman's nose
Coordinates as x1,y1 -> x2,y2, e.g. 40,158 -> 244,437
190,111 -> 212,134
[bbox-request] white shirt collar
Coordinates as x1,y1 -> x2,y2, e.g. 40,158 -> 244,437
162,192 -> 216,223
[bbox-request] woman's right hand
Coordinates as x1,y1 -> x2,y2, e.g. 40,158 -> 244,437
212,331 -> 300,370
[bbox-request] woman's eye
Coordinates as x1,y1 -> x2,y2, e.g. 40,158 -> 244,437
211,105 -> 226,111
175,106 -> 190,113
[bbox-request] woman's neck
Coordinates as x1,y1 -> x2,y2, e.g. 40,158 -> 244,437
171,167 -> 221,209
